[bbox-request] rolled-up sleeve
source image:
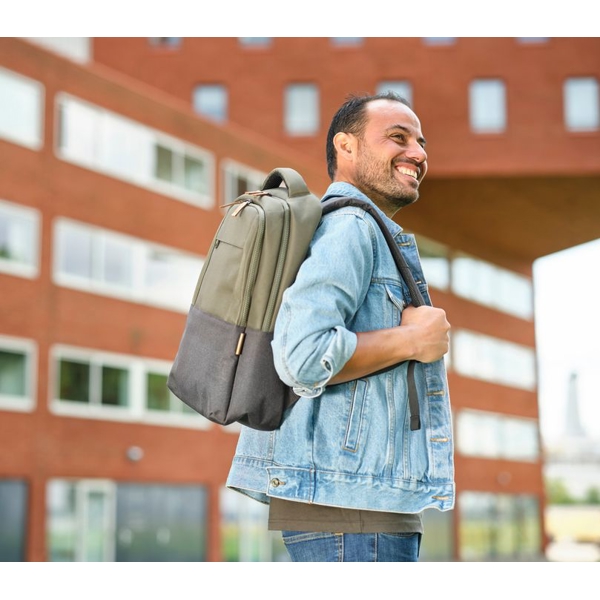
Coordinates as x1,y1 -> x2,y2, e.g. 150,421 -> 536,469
271,211 -> 374,397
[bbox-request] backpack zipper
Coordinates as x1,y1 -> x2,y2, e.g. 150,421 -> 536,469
263,201 -> 290,331
238,202 -> 265,329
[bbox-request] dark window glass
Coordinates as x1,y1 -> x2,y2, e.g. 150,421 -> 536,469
0,349 -> 27,396
0,479 -> 27,561
147,372 -> 170,411
59,359 -> 90,403
116,483 -> 207,561
101,366 -> 129,407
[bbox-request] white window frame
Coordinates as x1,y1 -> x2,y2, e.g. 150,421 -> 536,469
422,37 -> 457,45
54,93 -> 215,209
148,38 -> 182,48
47,478 -> 116,562
53,217 -> 204,313
0,335 -> 37,413
284,83 -> 319,136
376,80 -> 413,106
0,199 -> 41,279
50,344 -> 211,429
452,329 -> 537,391
456,408 -> 540,462
414,234 -> 450,290
0,66 -> 45,150
238,38 -> 272,48
221,159 -> 266,208
564,77 -> 600,132
193,84 -> 228,123
451,252 -> 533,320
469,79 -> 507,134
220,486 -> 282,562
330,37 -> 364,47
516,37 -> 549,44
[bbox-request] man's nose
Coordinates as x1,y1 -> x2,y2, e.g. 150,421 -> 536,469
407,143 -> 427,164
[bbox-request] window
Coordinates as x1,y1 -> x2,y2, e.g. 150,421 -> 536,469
0,200 -> 40,278
284,83 -> 319,136
469,79 -> 507,133
54,218 -> 204,312
238,37 -> 272,47
452,254 -> 533,319
148,38 -> 181,48
115,483 -> 207,561
193,84 -> 228,123
0,335 -> 36,412
56,94 -> 214,208
330,37 -> 364,47
51,345 -> 210,427
221,160 -> 266,206
47,479 -> 115,561
376,80 -> 413,106
0,479 -> 28,561
419,509 -> 453,561
516,37 -> 549,44
47,479 -> 208,561
24,37 -> 91,63
57,355 -> 130,411
0,66 -> 44,150
459,492 -> 541,561
414,235 -> 450,290
220,487 -> 288,562
456,409 -> 540,461
144,365 -> 199,420
423,37 -> 456,45
452,329 -> 536,391
564,77 -> 599,131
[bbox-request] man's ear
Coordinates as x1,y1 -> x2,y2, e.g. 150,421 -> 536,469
333,132 -> 356,164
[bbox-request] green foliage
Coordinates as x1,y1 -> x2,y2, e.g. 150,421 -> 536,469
547,479 -> 600,506
584,487 -> 600,505
546,479 -> 576,505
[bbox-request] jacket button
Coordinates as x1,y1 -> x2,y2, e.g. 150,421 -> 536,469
270,478 -> 282,487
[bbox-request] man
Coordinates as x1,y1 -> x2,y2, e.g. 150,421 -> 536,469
226,92 -> 454,562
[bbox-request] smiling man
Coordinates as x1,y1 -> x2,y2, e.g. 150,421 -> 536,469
227,92 -> 455,562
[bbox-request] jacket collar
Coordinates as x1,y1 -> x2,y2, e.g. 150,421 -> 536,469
322,182 -> 404,235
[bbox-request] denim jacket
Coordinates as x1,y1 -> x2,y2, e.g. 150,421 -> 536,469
226,182 -> 455,514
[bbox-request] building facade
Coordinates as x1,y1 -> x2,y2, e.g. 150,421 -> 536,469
1,36 -> 599,561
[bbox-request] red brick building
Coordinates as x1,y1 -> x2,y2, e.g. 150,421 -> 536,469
1,36 -> 599,561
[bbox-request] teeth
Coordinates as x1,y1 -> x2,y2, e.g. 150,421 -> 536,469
397,166 -> 418,179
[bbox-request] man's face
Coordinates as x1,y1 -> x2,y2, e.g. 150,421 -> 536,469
352,100 -> 428,215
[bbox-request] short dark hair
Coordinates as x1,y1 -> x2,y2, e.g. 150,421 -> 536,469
325,91 -> 411,180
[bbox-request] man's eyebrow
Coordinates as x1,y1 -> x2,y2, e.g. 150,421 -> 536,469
387,124 -> 427,146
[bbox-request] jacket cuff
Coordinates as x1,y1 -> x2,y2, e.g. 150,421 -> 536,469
291,327 -> 357,398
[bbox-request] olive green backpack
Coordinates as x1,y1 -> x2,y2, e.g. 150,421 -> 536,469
167,167 -> 425,431
167,168 -> 322,430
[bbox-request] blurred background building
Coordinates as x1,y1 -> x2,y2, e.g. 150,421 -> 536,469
1,36 -> 599,562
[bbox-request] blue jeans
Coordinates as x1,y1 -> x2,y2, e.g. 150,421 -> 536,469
281,531 -> 421,562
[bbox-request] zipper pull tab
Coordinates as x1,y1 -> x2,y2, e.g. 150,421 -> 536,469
231,199 -> 252,217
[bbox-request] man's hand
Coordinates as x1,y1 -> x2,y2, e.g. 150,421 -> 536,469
328,305 -> 451,385
400,305 -> 450,363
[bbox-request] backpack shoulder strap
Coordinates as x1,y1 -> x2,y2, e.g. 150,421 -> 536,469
322,197 -> 425,307
322,196 -> 425,431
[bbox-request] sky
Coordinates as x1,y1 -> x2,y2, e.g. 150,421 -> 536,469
534,238 -> 600,444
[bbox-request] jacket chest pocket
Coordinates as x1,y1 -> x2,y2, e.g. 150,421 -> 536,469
384,283 -> 407,327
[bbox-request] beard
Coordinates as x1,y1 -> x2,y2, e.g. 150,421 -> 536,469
354,147 -> 420,215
